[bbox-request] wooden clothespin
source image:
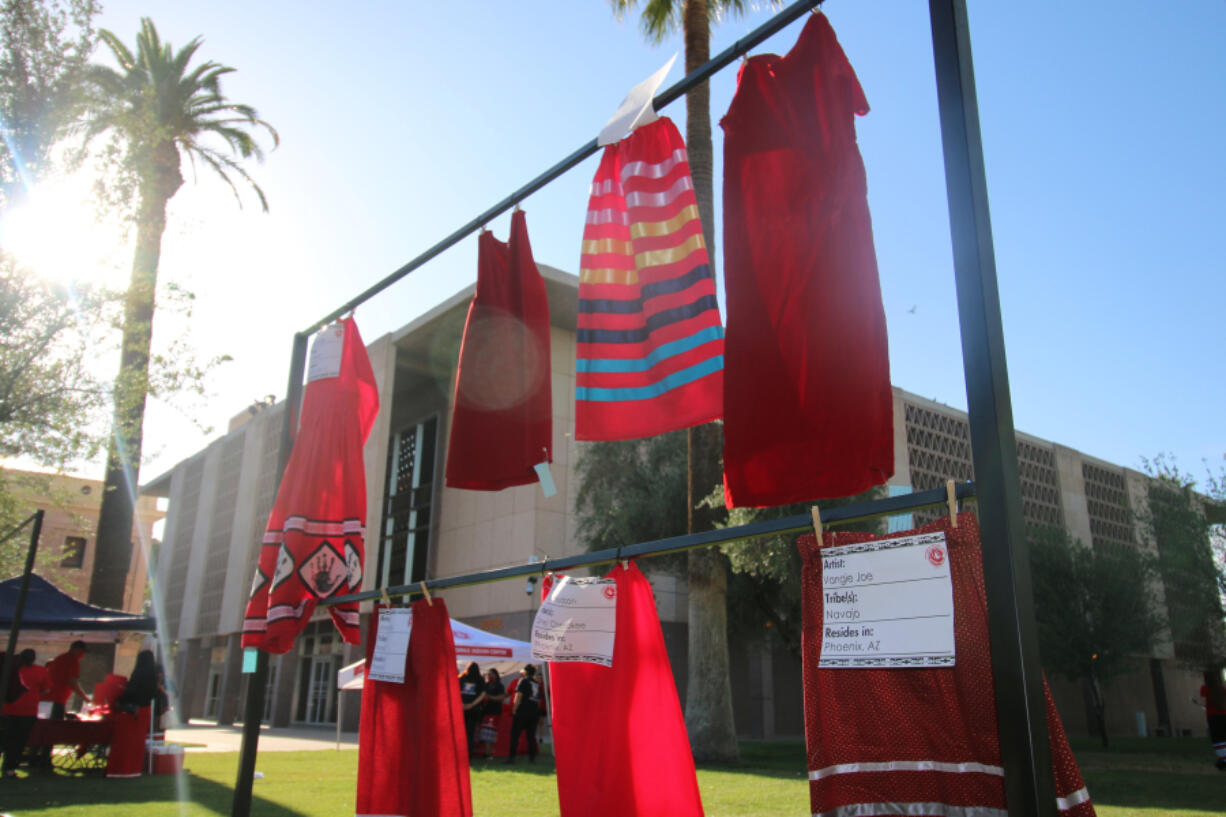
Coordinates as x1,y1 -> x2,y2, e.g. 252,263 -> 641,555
380,587 -> 391,607
420,581 -> 433,606
810,505 -> 823,542
946,480 -> 958,528
513,202 -> 522,213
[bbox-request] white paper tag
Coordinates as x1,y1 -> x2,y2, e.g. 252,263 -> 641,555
531,576 -> 618,667
307,324 -> 345,382
597,54 -> 677,146
534,461 -> 557,498
818,531 -> 955,668
368,608 -> 413,683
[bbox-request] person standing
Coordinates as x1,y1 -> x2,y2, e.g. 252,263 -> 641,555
115,650 -> 158,713
1,649 -> 50,777
1199,676 -> 1226,771
477,668 -> 506,759
458,662 -> 485,756
506,665 -> 542,764
46,641 -> 90,719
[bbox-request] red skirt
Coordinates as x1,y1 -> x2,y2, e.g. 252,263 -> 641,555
105,706 -> 151,779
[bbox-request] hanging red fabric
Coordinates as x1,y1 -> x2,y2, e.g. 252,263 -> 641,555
446,210 -> 553,490
242,316 -> 379,653
797,514 -> 1095,817
547,561 -> 704,817
720,12 -> 893,507
576,116 -> 724,441
356,600 -> 472,817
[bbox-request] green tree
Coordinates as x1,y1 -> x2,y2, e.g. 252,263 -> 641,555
1140,455 -> 1226,672
608,0 -> 753,763
1201,456 -> 1226,601
0,0 -> 106,553
80,18 -> 276,609
1027,525 -> 1163,747
575,429 -> 690,554
716,488 -> 883,658
0,0 -> 98,208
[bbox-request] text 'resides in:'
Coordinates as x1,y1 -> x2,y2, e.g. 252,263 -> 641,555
819,530 -> 955,668
368,607 -> 414,683
531,575 -> 618,667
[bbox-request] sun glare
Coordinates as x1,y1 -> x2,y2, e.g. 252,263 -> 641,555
0,177 -> 121,287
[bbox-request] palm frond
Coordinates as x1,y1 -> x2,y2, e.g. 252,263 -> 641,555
609,0 -> 757,42
192,147 -> 269,212
82,15 -> 277,211
97,29 -> 137,71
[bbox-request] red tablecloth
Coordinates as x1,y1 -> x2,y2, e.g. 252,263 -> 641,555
27,718 -> 114,747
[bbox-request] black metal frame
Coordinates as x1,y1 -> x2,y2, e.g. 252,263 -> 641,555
0,510 -> 45,716
230,0 -> 1054,814
328,481 -> 976,605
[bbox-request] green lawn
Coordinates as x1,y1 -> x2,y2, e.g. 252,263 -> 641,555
0,738 -> 1219,816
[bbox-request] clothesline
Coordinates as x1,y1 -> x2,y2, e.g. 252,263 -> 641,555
235,6 -> 835,814
234,0 -> 1057,814
319,481 -> 977,608
302,0 -> 826,335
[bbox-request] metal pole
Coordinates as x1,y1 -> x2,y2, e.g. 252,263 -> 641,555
322,482 -> 977,608
928,2 -> 1054,815
232,332 -> 309,817
302,0 -> 824,334
0,510 -> 44,708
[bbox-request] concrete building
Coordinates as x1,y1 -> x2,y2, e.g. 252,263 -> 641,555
0,468 -> 163,687
143,270 -> 1214,739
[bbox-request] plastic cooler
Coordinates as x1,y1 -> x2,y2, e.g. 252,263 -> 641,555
146,741 -> 184,775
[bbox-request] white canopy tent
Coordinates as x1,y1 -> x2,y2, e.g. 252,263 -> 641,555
337,617 -> 534,691
334,617 -> 534,746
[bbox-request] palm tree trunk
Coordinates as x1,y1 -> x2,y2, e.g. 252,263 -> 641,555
681,0 -> 740,763
89,146 -> 180,610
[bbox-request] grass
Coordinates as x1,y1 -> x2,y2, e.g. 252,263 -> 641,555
0,738 -> 1220,816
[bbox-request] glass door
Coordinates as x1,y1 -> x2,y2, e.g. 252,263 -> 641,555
304,655 -> 339,724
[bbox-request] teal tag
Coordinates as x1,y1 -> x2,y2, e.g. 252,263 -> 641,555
534,461 -> 557,498
242,648 -> 258,674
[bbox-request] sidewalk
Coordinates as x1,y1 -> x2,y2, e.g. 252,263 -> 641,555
165,720 -> 358,753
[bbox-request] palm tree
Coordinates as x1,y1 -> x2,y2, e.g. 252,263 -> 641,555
608,0 -> 751,763
82,18 -> 277,610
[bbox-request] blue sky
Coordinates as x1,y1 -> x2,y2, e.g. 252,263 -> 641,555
83,1 -> 1224,486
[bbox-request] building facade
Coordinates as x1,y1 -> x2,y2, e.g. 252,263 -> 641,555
143,270 -> 1212,738
1,469 -> 162,687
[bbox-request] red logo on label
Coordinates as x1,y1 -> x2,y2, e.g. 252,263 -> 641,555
926,545 -> 946,567
603,585 -> 616,600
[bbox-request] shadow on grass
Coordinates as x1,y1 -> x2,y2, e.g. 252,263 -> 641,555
471,754 -> 558,777
694,739 -> 810,781
0,767 -> 308,817
1071,737 -> 1224,813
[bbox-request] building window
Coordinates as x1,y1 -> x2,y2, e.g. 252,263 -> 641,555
378,416 -> 438,590
61,536 -> 86,568
294,620 -> 340,725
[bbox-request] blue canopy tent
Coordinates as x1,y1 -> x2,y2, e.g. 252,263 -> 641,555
0,574 -> 156,632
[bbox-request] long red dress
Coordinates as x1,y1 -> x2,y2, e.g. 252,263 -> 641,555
356,600 -> 471,817
242,317 -> 379,653
446,210 -> 552,490
798,514 -> 1095,817
721,13 -> 892,507
547,562 -> 703,817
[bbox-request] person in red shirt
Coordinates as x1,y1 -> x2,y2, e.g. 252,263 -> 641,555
45,641 -> 89,720
1199,679 -> 1226,771
1,649 -> 51,777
